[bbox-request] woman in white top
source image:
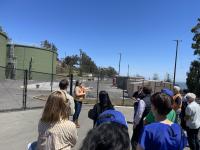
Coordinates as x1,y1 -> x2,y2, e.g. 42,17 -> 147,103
37,90 -> 78,150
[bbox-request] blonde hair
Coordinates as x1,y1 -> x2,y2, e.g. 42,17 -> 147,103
41,90 -> 70,123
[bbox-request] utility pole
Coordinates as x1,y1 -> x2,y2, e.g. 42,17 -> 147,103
173,40 -> 182,86
118,53 -> 121,75
79,49 -> 82,77
127,64 -> 129,77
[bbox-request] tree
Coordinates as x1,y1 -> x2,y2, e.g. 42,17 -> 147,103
41,40 -> 58,52
186,18 -> 200,97
0,26 -> 8,36
63,55 -> 79,75
0,26 -> 3,32
164,73 -> 172,82
51,43 -> 58,51
41,40 -> 51,49
98,67 -> 117,79
186,61 -> 200,96
191,18 -> 200,57
152,73 -> 159,80
81,51 -> 98,74
106,66 -> 117,77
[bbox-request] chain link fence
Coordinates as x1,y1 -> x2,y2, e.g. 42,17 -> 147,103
74,75 -> 131,106
0,65 -> 180,112
0,65 -> 135,112
0,66 -> 24,112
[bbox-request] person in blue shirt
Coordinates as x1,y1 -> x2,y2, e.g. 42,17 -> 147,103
137,92 -> 187,150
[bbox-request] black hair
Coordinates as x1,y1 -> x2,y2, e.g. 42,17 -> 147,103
150,92 -> 172,116
79,122 -> 130,150
132,91 -> 139,98
132,87 -> 145,99
142,86 -> 152,95
75,80 -> 81,86
59,79 -> 69,90
99,91 -> 113,109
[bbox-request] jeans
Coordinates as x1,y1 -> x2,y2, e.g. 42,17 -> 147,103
131,121 -> 143,150
73,100 -> 82,121
186,127 -> 200,150
175,109 -> 181,125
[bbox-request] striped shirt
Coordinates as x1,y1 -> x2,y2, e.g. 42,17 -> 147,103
37,119 -> 77,150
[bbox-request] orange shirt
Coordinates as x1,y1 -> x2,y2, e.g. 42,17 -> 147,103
74,86 -> 86,101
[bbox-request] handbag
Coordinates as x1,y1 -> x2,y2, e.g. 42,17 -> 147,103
88,108 -> 95,120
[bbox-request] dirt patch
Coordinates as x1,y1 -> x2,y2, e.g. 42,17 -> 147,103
33,95 -> 134,106
33,95 -> 48,101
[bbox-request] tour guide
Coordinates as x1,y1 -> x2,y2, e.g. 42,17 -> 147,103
73,80 -> 86,128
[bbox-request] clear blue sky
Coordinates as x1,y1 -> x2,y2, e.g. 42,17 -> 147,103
0,0 -> 199,82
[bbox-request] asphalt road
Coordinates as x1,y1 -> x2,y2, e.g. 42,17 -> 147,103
0,105 -> 134,150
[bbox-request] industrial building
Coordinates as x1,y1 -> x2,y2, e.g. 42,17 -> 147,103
116,76 -> 173,97
0,31 -> 57,80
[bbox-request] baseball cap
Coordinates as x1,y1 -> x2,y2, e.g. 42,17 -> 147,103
96,110 -> 128,128
161,88 -> 174,97
185,93 -> 196,101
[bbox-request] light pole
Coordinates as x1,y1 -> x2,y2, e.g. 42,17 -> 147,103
173,40 -> 181,86
118,53 -> 121,75
127,64 -> 129,77
79,49 -> 82,76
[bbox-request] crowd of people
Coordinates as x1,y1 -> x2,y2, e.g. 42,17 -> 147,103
29,79 -> 200,150
131,86 -> 200,150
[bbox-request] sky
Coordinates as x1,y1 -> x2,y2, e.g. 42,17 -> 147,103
0,0 -> 199,82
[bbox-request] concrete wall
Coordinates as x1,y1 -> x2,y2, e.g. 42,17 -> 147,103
127,80 -> 173,97
0,32 -> 8,79
116,76 -> 145,90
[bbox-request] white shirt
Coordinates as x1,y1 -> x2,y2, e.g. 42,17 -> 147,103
134,99 -> 146,126
185,101 -> 200,129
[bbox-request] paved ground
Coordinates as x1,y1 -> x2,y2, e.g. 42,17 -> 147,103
0,79 -> 129,111
0,105 -> 134,150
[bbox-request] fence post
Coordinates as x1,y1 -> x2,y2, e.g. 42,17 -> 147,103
70,74 -> 73,96
96,75 -> 100,103
50,73 -> 53,92
23,70 -> 28,110
122,79 -> 125,106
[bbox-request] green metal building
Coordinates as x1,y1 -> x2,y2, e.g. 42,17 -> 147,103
0,32 -> 8,78
0,31 -> 57,80
10,44 -> 57,80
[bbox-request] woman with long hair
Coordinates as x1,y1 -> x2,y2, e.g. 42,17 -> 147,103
37,90 -> 77,150
73,80 -> 86,128
88,90 -> 114,126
